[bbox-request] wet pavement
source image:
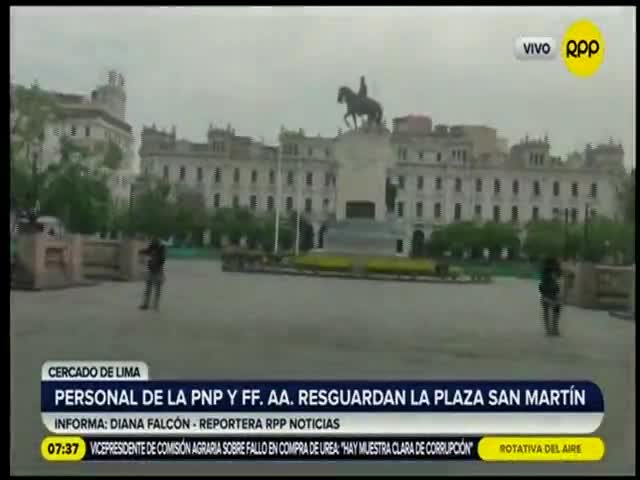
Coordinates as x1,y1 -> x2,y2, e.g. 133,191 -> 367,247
10,261 -> 635,475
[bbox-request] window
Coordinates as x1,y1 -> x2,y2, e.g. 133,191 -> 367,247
533,180 -> 540,197
85,126 -> 91,137
163,165 -> 169,180
571,182 -> 578,197
416,201 -> 423,218
493,205 -> 501,222
494,179 -> 501,195
474,204 -> 482,218
455,178 -> 462,193
511,206 -> 519,223
325,148 -> 330,158
434,202 -> 441,219
179,166 -> 186,181
435,177 -> 442,191
462,150 -> 467,162
71,125 -> 77,136
232,195 -> 239,208
436,152 -> 442,162
476,179 -> 482,193
553,181 -> 560,197
590,208 -> 597,219
418,151 -> 424,160
532,206 -> 539,221
213,193 -> 220,209
417,176 -> 424,190
214,168 -> 221,184
251,170 -> 258,184
590,182 -> 598,198
396,239 -> 404,254
250,195 -> 257,211
306,172 -> 313,187
305,198 -> 312,213
398,148 -> 407,161
552,207 -> 560,219
197,167 -> 203,182
325,172 -> 331,187
454,203 -> 462,221
323,198 -> 330,211
267,196 -> 274,211
397,201 -> 404,218
307,147 -> 312,157
398,175 -> 405,189
287,171 -> 294,186
286,196 -> 293,211
512,180 -> 519,195
571,207 -> 578,223
269,170 -> 275,185
233,168 -> 240,184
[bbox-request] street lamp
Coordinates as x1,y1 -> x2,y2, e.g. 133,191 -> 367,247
563,207 -> 569,260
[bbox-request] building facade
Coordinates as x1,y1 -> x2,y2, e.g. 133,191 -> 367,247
11,70 -> 137,209
139,116 -> 627,248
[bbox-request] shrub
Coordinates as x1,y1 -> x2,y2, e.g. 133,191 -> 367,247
292,255 -> 353,272
365,257 -> 436,275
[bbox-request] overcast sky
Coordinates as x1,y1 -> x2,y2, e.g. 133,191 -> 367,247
10,6 -> 636,169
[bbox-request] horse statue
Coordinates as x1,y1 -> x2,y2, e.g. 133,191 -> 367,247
337,86 -> 383,130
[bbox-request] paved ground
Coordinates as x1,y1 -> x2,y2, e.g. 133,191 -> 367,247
10,261 -> 636,476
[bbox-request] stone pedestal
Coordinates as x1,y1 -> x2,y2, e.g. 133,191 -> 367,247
334,129 -> 393,223
324,219 -> 405,257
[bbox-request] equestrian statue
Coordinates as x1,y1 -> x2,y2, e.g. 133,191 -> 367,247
337,75 -> 383,130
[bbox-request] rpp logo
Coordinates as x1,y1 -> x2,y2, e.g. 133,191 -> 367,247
561,19 -> 605,77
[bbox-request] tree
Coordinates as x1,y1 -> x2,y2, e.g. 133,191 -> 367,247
11,83 -> 58,167
616,169 -> 635,225
38,162 -> 113,234
11,83 -> 59,213
129,178 -> 175,239
102,140 -> 124,170
173,187 -> 208,246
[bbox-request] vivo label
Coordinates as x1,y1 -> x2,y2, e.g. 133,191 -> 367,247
514,37 -> 557,61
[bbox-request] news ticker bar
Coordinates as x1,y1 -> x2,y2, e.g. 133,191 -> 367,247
42,436 -> 605,462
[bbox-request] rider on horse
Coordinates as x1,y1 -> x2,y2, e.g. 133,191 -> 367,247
358,76 -> 368,99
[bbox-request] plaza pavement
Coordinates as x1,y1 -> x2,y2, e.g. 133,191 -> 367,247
10,260 -> 636,475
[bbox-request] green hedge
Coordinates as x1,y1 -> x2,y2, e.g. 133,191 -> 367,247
292,255 -> 353,272
365,258 -> 437,275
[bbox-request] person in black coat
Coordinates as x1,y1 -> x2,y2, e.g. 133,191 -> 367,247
539,256 -> 562,336
139,237 -> 166,311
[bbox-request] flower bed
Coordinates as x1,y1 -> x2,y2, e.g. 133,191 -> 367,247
365,258 -> 437,276
292,255 -> 354,272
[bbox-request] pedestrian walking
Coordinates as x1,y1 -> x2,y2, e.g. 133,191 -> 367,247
539,256 -> 562,336
139,237 -> 166,311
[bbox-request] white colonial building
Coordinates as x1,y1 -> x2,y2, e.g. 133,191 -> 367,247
10,70 -> 137,209
139,114 -> 627,249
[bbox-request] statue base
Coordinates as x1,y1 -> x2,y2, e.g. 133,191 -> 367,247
323,218 -> 406,257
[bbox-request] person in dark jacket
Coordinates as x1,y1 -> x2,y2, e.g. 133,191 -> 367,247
139,237 -> 166,311
539,256 -> 562,336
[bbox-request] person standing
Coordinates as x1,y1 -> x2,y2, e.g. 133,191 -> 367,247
539,257 -> 562,336
139,237 -> 166,311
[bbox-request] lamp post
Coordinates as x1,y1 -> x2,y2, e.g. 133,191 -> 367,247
294,159 -> 302,256
273,143 -> 282,254
563,207 -> 569,260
